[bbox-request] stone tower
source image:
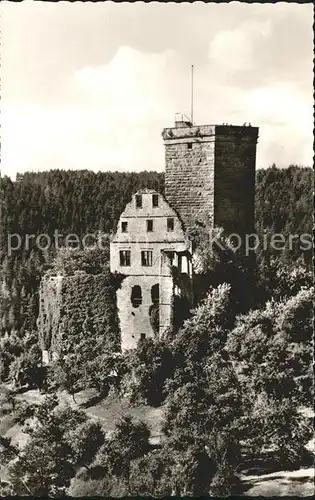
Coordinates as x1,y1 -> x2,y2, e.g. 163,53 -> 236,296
162,120 -> 259,236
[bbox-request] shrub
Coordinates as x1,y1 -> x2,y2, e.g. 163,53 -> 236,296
129,337 -> 174,406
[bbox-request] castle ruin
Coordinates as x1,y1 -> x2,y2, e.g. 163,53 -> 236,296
38,117 -> 259,358
111,118 -> 259,350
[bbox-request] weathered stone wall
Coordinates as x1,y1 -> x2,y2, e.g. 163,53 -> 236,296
159,274 -> 174,333
214,126 -> 258,236
163,126 -> 215,230
110,189 -> 190,350
116,275 -> 173,351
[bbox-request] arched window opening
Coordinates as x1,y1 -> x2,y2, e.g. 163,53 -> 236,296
131,285 -> 142,308
149,284 -> 160,338
151,284 -> 160,304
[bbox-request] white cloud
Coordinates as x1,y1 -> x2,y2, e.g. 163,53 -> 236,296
209,20 -> 272,71
245,84 -> 312,128
244,84 -> 313,167
73,46 -> 179,122
1,47 -> 185,177
1,12 -> 313,179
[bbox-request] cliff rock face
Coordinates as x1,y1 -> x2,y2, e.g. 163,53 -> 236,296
37,270 -> 120,362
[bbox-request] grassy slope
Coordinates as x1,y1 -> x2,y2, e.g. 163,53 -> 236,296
13,388 -> 163,442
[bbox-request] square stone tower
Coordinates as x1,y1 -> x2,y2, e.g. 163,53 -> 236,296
162,120 -> 259,237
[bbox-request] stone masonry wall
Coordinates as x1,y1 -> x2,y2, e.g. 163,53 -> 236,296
163,124 -> 258,236
159,274 -> 174,333
163,127 -> 215,230
214,126 -> 258,236
116,274 -> 173,351
110,190 -> 189,350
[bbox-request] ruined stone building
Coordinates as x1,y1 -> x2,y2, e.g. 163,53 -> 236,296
38,116 -> 259,358
110,189 -> 192,351
110,117 -> 259,350
38,269 -> 119,363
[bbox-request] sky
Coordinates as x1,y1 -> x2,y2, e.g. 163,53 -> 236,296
1,1 -> 313,179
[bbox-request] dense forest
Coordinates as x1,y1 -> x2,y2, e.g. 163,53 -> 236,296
0,165 -> 313,495
0,165 -> 312,337
0,170 -> 164,335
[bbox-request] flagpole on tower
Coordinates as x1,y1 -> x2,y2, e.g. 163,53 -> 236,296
191,64 -> 194,125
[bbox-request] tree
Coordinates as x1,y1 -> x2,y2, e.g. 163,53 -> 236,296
255,255 -> 313,304
52,354 -> 83,402
97,415 -> 150,487
226,288 -> 313,404
9,432 -> 75,496
209,463 -> 242,496
8,394 -> 106,496
0,333 -> 23,382
159,283 -> 251,495
129,443 -> 216,496
68,472 -> 114,497
171,283 -> 232,364
9,345 -> 46,390
163,355 -> 242,450
64,419 -> 105,470
279,287 -> 313,343
0,435 -> 19,466
255,166 -> 313,266
239,392 -> 312,469
129,337 -> 174,406
128,450 -> 167,496
225,287 -> 313,469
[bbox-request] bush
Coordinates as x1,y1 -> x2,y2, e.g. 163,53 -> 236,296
96,415 -> 151,484
128,338 -> 174,406
172,283 -> 232,364
209,464 -> 242,496
239,392 -> 312,469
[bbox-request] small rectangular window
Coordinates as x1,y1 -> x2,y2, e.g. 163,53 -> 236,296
140,333 -> 146,341
120,250 -> 131,266
121,221 -> 128,233
167,218 -> 174,232
146,219 -> 154,232
135,195 -> 142,208
187,142 -> 193,149
141,250 -> 153,267
152,194 -> 159,207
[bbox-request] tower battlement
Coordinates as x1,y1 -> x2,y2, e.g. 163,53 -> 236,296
162,124 -> 258,140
